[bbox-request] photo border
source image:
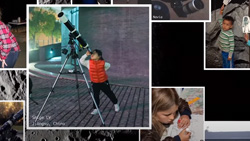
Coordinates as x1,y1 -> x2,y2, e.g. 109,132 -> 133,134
150,86 -> 205,141
0,100 -> 25,141
27,4 -> 151,130
152,0 -> 211,22
204,2 -> 250,71
205,121 -> 250,139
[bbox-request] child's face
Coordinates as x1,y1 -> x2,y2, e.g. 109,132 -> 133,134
155,105 -> 178,125
222,19 -> 233,31
91,51 -> 100,60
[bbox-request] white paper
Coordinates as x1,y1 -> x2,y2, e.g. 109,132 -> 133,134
167,115 -> 204,141
163,88 -> 204,141
223,0 -> 231,5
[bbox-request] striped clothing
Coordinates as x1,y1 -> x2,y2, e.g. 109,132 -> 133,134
218,16 -> 235,58
0,21 -> 20,60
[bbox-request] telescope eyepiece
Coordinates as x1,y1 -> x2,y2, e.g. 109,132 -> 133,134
58,12 -> 64,18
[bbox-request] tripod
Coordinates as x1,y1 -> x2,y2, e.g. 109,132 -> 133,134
29,77 -> 38,105
29,94 -> 38,105
35,37 -> 105,126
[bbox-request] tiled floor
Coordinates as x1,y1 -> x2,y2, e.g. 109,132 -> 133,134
29,75 -> 149,127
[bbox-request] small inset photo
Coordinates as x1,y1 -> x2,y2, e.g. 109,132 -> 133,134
151,0 -> 209,20
141,88 -> 204,141
28,6 -> 149,128
0,70 -> 26,100
113,0 -> 150,4
205,121 -> 250,140
206,0 -> 250,69
26,130 -> 139,141
0,101 -> 24,141
39,0 -> 71,4
73,0 -> 111,4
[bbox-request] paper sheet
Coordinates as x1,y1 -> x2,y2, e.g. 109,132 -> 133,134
166,115 -> 204,141
163,88 -> 204,141
223,0 -> 231,5
180,88 -> 203,115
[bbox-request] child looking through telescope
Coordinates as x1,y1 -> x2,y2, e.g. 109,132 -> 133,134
80,49 -> 120,115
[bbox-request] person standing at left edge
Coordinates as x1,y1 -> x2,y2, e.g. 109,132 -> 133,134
0,9 -> 20,68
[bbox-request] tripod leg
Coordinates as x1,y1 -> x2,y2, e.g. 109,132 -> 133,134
76,58 -> 105,126
73,58 -> 81,114
30,93 -> 38,105
35,56 -> 70,124
30,97 -> 39,105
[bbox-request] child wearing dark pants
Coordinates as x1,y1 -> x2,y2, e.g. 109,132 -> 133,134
80,49 -> 119,115
92,80 -> 118,109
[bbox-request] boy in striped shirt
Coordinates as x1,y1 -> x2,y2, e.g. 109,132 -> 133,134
219,4 -> 235,68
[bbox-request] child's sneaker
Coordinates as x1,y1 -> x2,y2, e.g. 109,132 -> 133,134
91,109 -> 98,115
114,104 -> 120,112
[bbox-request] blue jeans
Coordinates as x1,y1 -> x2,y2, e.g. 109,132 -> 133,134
222,51 -> 234,68
0,48 -> 20,68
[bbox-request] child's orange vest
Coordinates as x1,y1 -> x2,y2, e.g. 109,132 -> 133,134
89,59 -> 108,83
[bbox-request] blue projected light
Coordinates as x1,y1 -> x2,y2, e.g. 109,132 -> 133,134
50,48 -> 54,54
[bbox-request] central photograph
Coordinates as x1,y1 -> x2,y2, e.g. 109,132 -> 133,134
28,6 -> 150,128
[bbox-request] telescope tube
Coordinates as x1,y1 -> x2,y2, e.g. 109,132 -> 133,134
0,109 -> 23,133
183,0 -> 204,15
58,12 -> 91,52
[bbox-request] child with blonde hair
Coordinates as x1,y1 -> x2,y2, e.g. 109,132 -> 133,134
141,88 -> 192,141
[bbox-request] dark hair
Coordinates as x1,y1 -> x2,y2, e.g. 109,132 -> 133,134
93,49 -> 104,60
223,16 -> 234,25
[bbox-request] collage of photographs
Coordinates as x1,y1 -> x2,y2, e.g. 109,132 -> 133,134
0,0 -> 250,140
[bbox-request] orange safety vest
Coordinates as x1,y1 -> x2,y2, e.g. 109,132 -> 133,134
89,59 -> 108,83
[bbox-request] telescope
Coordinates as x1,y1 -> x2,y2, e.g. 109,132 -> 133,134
36,13 -> 105,126
58,12 -> 92,53
152,0 -> 204,20
171,0 -> 204,17
0,109 -> 23,134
